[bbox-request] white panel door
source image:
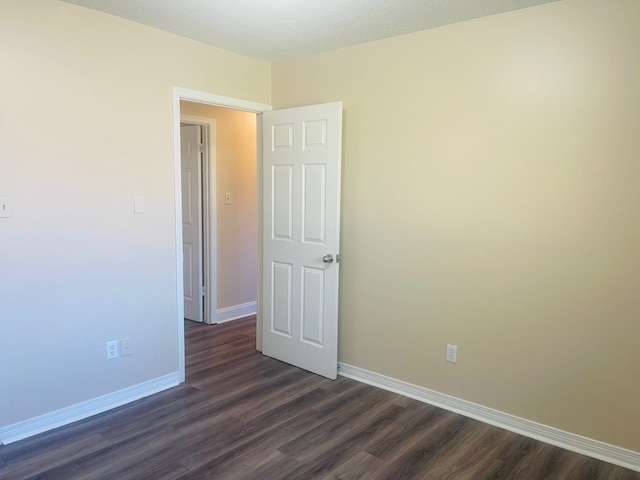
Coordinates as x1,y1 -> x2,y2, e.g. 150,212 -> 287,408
262,102 -> 342,379
181,125 -> 203,323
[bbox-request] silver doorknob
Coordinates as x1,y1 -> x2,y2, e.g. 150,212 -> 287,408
322,254 -> 334,264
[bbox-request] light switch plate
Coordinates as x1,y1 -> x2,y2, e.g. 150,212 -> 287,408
134,195 -> 145,214
120,337 -> 132,356
0,197 -> 12,218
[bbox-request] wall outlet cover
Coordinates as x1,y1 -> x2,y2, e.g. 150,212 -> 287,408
446,344 -> 458,364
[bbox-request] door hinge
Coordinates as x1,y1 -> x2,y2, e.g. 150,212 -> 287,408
200,286 -> 206,296
198,143 -> 204,153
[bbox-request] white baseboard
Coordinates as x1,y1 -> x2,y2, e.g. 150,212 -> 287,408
216,301 -> 257,323
0,373 -> 179,445
338,363 -> 640,473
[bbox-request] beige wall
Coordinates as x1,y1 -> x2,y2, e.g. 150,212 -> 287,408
3,0 -> 638,457
272,0 -> 640,451
0,0 -> 269,428
180,102 -> 258,312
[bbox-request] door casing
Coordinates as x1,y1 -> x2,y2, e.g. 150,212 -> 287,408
172,87 -> 271,382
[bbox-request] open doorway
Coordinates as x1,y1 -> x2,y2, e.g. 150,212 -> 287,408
180,101 -> 259,325
174,91 -> 344,383
173,88 -> 271,382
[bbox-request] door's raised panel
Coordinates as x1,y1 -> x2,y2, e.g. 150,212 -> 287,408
272,165 -> 293,240
272,123 -> 294,151
183,243 -> 194,300
181,169 -> 193,225
301,266 -> 324,347
302,164 -> 326,244
181,135 -> 194,156
303,119 -> 327,150
272,261 -> 293,337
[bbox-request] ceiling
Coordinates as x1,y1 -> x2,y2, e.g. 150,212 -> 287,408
61,0 -> 560,62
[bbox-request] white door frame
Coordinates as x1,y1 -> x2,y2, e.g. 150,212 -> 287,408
180,116 -> 215,325
172,87 -> 271,382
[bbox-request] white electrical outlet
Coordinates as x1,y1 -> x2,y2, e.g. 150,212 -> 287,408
106,340 -> 118,360
446,344 -> 458,364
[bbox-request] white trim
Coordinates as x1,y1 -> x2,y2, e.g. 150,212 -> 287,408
174,88 -> 272,113
0,373 -> 178,445
338,363 -> 640,473
216,301 -> 257,323
255,113 -> 264,352
172,90 -> 186,383
172,87 -> 272,383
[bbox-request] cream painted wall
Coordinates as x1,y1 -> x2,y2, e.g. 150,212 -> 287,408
0,0 -> 269,429
180,102 -> 257,312
272,0 -> 640,452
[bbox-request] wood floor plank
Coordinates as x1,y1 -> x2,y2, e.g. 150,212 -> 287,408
365,401 -> 455,461
175,399 -> 328,477
374,415 -> 475,480
0,433 -> 106,480
318,451 -> 386,480
279,403 -> 406,478
1,316 -> 639,480
411,421 -> 505,479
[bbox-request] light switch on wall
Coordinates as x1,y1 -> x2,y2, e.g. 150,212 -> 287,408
0,197 -> 12,218
120,337 -> 132,356
134,195 -> 145,214
225,193 -> 232,205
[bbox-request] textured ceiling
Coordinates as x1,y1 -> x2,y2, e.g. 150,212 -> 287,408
61,0 -> 560,62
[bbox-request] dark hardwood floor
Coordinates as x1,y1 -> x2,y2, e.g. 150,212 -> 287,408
1,316 -> 638,479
